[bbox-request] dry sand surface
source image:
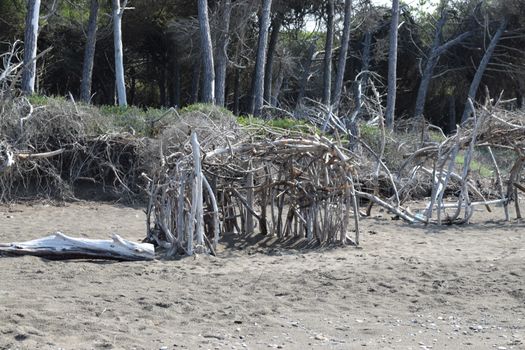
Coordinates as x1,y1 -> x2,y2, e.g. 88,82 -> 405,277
0,201 -> 524,350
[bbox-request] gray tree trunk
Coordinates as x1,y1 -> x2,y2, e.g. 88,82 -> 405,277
332,0 -> 352,112
263,13 -> 283,106
251,0 -> 273,117
21,0 -> 41,95
167,38 -> 181,107
233,68 -> 241,115
214,0 -> 232,107
112,0 -> 127,106
191,61 -> 201,104
198,0 -> 215,104
353,30 -> 372,120
447,94 -> 456,134
295,39 -> 318,111
322,0 -> 335,107
385,0 -> 399,130
414,10 -> 471,121
271,65 -> 284,106
461,18 -> 507,123
516,79 -> 523,109
80,0 -> 99,103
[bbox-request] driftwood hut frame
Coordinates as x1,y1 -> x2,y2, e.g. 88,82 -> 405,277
145,132 -> 360,256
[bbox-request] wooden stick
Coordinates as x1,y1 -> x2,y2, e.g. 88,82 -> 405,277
245,163 -> 255,235
488,146 -> 509,221
355,190 -> 419,223
203,175 -> 220,250
17,148 -> 65,160
515,182 -> 525,193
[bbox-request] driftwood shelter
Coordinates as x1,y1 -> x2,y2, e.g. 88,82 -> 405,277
0,102 -> 524,259
145,131 -> 360,256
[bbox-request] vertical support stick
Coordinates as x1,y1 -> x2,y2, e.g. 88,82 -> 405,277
488,146 -> 509,221
245,164 -> 254,235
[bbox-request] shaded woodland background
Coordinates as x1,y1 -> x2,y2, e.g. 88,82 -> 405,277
1,0 -> 524,132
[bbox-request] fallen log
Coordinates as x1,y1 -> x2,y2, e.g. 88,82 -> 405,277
0,232 -> 155,261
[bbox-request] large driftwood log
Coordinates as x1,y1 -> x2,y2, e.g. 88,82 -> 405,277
0,232 -> 155,261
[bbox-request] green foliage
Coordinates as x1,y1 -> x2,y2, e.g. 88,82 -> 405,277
237,115 -> 316,134
27,94 -> 67,106
454,153 -> 493,178
99,105 -> 181,137
179,103 -> 234,119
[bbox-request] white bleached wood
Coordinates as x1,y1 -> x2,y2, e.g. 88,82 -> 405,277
202,175 -> 220,250
0,232 -> 154,261
488,146 -> 509,221
21,0 -> 41,94
189,131 -> 205,255
112,0 -> 127,106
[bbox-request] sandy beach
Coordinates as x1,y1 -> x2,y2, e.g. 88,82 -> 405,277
1,201 -> 524,350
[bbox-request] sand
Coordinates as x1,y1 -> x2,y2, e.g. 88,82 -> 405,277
0,201 -> 524,350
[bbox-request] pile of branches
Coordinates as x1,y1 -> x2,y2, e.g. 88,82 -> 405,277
395,103 -> 525,224
145,119 -> 360,256
0,97 -> 156,201
144,102 -> 525,256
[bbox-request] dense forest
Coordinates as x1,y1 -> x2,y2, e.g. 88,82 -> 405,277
1,0 -> 524,132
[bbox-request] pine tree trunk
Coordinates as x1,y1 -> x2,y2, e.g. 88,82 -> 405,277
414,9 -> 471,121
21,0 -> 41,95
332,0 -> 352,112
167,38 -> 181,107
516,80 -> 523,109
159,66 -> 167,107
263,13 -> 283,106
385,0 -> 399,130
461,18 -> 507,124
250,0 -> 273,117
233,67 -> 241,115
215,0 -> 232,107
271,66 -> 284,107
198,0 -> 215,104
447,94 -> 456,134
322,0 -> 335,107
112,0 -> 127,106
80,0 -> 99,103
354,30 -> 372,120
191,61 -> 202,104
295,40 -> 317,110
413,11 -> 446,121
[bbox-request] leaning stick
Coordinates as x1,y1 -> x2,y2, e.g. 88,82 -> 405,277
515,182 -> 525,193
230,188 -> 263,222
203,175 -> 220,250
459,99 -> 481,223
17,148 -> 65,160
347,175 -> 360,245
355,191 -> 419,223
245,164 -> 255,235
488,146 -> 509,221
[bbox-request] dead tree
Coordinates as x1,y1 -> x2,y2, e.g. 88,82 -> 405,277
332,0 -> 353,113
112,0 -> 128,106
80,0 -> 99,103
461,18 -> 507,124
21,0 -> 41,95
251,0 -> 273,117
198,0 -> 215,104
385,0 -> 399,130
